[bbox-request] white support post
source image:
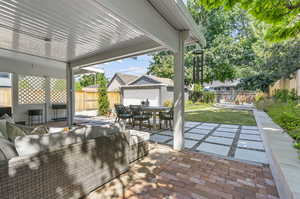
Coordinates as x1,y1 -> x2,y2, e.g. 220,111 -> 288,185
66,63 -> 74,128
11,73 -> 19,121
44,76 -> 51,123
173,31 -> 189,151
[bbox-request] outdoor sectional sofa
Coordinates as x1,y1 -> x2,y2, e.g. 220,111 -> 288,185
0,124 -> 150,199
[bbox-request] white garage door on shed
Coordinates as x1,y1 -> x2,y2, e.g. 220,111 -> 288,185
123,88 -> 160,106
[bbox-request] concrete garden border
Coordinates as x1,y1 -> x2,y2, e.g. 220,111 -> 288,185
253,109 -> 300,199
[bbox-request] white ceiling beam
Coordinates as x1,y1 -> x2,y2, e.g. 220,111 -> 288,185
93,0 -> 180,52
70,40 -> 162,68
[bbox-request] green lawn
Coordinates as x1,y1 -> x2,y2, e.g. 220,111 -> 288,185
185,104 -> 256,126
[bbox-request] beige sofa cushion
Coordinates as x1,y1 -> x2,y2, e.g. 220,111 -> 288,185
6,122 -> 26,142
0,120 -> 7,138
0,137 -> 18,161
84,122 -> 126,140
0,114 -> 15,139
15,131 -> 86,156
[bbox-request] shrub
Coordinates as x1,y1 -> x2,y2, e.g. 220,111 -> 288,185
186,100 -> 193,105
277,112 -> 300,130
255,92 -> 265,102
254,98 -> 275,111
163,100 -> 173,107
289,129 -> 300,141
190,90 -> 215,103
97,74 -> 110,115
274,89 -> 299,103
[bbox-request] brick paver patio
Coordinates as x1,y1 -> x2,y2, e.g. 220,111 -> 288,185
86,144 -> 278,199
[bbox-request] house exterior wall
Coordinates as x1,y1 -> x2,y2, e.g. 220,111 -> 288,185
107,77 -> 122,92
161,86 -> 189,105
122,88 -> 160,106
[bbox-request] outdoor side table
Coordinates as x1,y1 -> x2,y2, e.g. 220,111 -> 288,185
52,104 -> 67,121
28,109 -> 43,126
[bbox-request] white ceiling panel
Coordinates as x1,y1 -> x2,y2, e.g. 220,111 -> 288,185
0,0 -> 148,62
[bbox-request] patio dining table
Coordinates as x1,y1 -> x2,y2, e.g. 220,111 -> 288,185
141,106 -> 170,129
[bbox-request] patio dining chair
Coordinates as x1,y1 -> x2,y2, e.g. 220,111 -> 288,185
159,106 -> 173,130
114,104 -> 132,124
129,105 -> 151,130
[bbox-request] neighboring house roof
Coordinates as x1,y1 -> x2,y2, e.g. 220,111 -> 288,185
204,79 -> 240,88
82,73 -> 175,92
108,73 -> 138,87
128,75 -> 173,86
117,73 -> 138,85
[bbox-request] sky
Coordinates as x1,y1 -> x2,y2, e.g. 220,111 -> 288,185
83,0 -> 188,80
85,55 -> 153,79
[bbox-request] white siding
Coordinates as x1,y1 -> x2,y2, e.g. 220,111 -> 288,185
161,86 -> 189,106
123,88 -> 159,106
108,78 -> 122,92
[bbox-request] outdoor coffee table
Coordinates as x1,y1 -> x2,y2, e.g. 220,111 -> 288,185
142,106 -> 170,129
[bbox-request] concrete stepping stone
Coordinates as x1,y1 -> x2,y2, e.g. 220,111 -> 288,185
240,129 -> 260,135
212,131 -> 235,138
242,126 -> 259,130
185,133 -> 205,140
205,136 -> 233,145
150,134 -> 172,143
239,134 -> 262,141
220,124 -> 239,129
195,125 -> 215,130
216,128 -> 238,133
197,143 -> 230,156
188,129 -> 210,135
185,122 -> 201,127
167,139 -> 198,149
201,123 -> 219,127
158,130 -> 173,136
238,140 -> 265,150
234,148 -> 268,164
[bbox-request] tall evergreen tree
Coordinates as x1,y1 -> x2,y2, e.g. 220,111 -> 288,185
97,74 -> 109,116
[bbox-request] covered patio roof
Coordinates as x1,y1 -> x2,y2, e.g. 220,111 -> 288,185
0,0 -> 205,68
0,0 -> 206,151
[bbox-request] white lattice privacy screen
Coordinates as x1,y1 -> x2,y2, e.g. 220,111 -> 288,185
18,75 -> 46,104
50,78 -> 67,104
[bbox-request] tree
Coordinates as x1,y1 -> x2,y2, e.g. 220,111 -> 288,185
79,73 -> 104,88
97,73 -> 109,115
238,39 -> 300,91
197,0 -> 300,42
238,73 -> 274,92
148,3 -> 260,84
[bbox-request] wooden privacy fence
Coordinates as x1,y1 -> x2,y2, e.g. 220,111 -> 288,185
107,91 -> 121,110
75,91 -> 120,112
0,88 -> 120,111
0,88 -> 11,107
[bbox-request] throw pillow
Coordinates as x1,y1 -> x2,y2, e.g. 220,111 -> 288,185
6,122 -> 26,142
30,126 -> 49,135
0,114 -> 14,123
0,137 -> 18,160
0,120 -> 8,139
